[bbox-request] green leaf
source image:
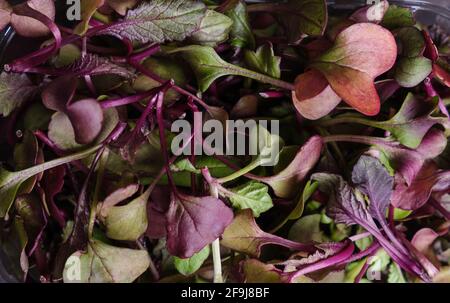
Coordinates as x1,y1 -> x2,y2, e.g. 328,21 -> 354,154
99,0 -> 206,44
63,240 -> 150,283
169,45 -> 290,92
244,44 -> 281,79
218,125 -> 284,183
288,214 -> 324,243
173,245 -> 210,276
368,248 -> 390,273
381,5 -> 415,29
100,189 -> 149,242
344,258 -> 368,283
190,9 -> 233,47
270,180 -> 317,233
276,0 -> 328,44
393,27 -> 432,88
171,158 -> 201,174
13,131 -> 40,195
0,145 -> 101,218
388,263 -> 406,283
224,0 -> 255,49
355,226 -> 373,251
394,57 -> 433,88
74,0 -> 104,35
393,208 -> 412,220
225,181 -> 273,217
0,72 -> 37,117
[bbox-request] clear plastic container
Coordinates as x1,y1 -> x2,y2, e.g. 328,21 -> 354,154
0,0 -> 449,283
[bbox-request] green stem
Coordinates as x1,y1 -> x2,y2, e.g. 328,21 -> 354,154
322,135 -> 393,146
233,66 -> 295,91
88,149 -> 109,238
217,160 -> 261,184
3,145 -> 102,187
247,3 -> 285,13
316,116 -> 383,129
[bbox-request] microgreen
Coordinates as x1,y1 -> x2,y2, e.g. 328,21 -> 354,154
0,0 -> 449,284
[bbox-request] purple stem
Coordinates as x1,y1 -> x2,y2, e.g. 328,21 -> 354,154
155,81 -> 177,193
259,91 -> 286,99
354,259 -> 371,283
100,88 -> 161,109
286,242 -> 355,282
429,198 -> 450,220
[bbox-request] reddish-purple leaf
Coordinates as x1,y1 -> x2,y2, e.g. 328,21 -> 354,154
391,161 -> 450,211
293,69 -> 341,120
42,76 -> 77,112
312,23 -> 397,116
10,0 -> 55,38
166,192 -> 233,258
65,99 -> 104,145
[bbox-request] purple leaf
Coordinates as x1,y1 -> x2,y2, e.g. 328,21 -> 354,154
66,54 -> 135,79
41,76 -> 77,112
312,173 -> 374,226
146,185 -> 171,239
391,161 -> 450,210
0,72 -> 38,117
374,128 -> 448,184
166,192 -> 233,258
352,155 -> 394,219
97,0 -> 206,44
66,99 -> 104,145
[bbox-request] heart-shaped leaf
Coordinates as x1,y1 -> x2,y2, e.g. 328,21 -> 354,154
311,23 -> 397,116
66,99 -> 104,145
166,192 -> 233,258
63,240 -> 150,283
393,27 -> 432,87
293,69 -> 341,120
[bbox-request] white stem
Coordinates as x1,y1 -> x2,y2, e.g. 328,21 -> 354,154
212,239 -> 223,283
209,185 -> 223,283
